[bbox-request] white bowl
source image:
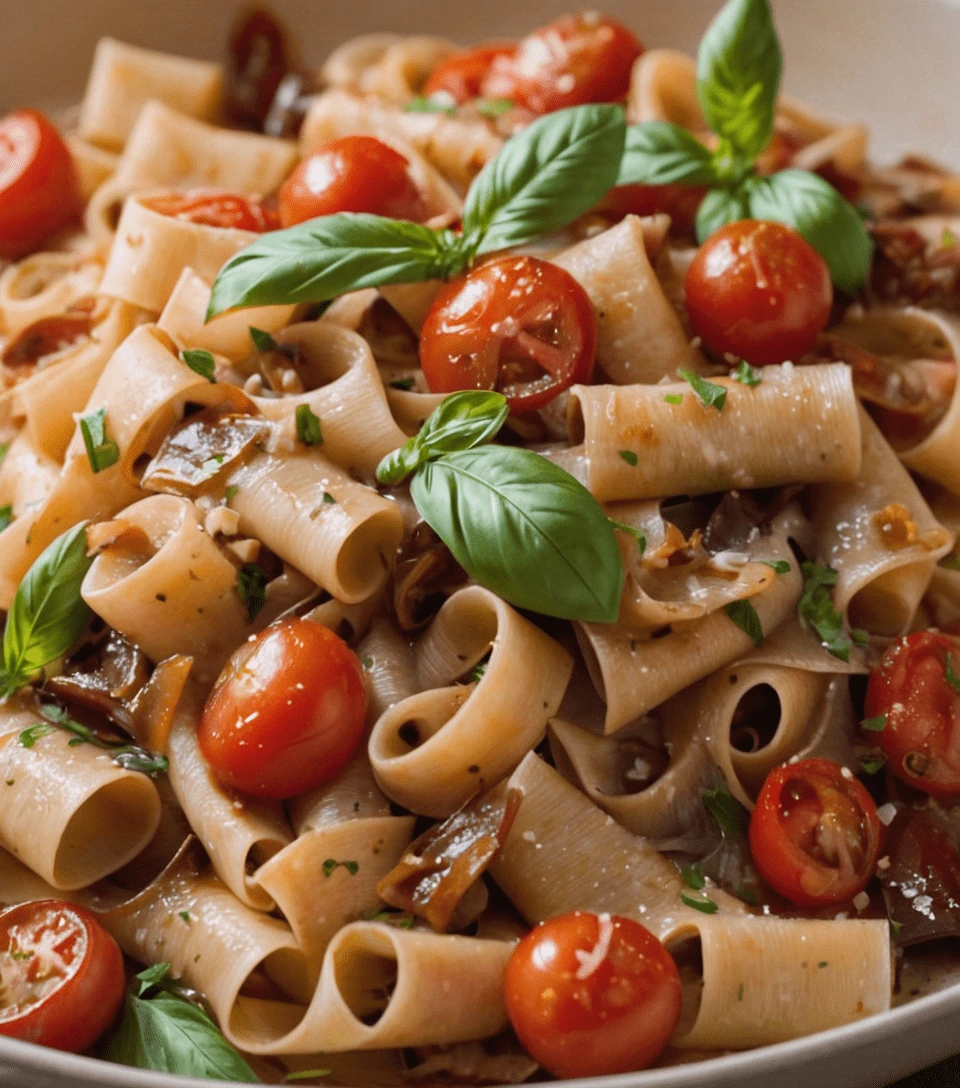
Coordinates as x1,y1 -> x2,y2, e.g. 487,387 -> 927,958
1,1 -> 959,1086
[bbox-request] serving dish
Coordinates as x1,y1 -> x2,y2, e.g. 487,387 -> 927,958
1,1 -> 960,1086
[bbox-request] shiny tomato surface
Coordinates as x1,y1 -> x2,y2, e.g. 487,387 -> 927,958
423,42 -> 517,104
0,109 -> 81,260
198,617 -> 367,799
685,219 -> 833,366
278,135 -> 426,226
504,911 -> 682,1079
481,14 -> 644,114
749,758 -> 882,907
865,631 -> 960,797
140,190 -> 279,232
419,255 -> 596,414
0,900 -> 125,1052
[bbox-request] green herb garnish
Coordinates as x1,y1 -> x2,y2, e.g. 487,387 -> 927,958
236,564 -> 268,621
725,599 -> 763,646
732,359 -> 762,386
322,859 -> 359,877
295,404 -> 323,446
680,892 -> 719,914
680,369 -> 727,411
181,349 -> 216,383
79,408 -> 120,474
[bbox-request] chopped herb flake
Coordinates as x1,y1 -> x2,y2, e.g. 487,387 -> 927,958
17,722 -> 56,748
284,1071 -> 332,1083
79,407 -> 120,474
680,864 -> 705,890
850,628 -> 870,647
737,982 -> 744,1001
10,949 -> 33,961
679,369 -> 726,411
405,96 -> 455,115
224,485 -> 239,503
249,326 -> 278,353
859,754 -> 886,776
818,961 -> 828,968
475,97 -> 514,119
762,559 -> 791,574
725,599 -> 763,647
181,349 -> 216,383
295,404 -> 323,446
945,654 -> 960,695
389,377 -> 416,390
618,449 -> 638,466
703,781 -> 749,839
680,892 -> 719,914
322,491 -> 336,504
861,715 -> 887,732
797,562 -> 851,662
943,227 -> 957,248
236,564 -> 268,621
732,359 -> 762,386
322,858 -> 359,877
664,393 -> 683,405
178,911 -> 190,923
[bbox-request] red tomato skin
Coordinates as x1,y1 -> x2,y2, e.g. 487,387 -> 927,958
480,14 -> 644,115
278,135 -> 425,227
0,900 -> 125,1053
198,617 -> 367,799
423,43 -> 517,104
685,219 -> 833,366
140,190 -> 279,232
601,183 -> 706,237
864,631 -> 960,797
504,911 -> 681,1079
419,255 -> 596,414
0,110 -> 82,260
749,758 -> 882,908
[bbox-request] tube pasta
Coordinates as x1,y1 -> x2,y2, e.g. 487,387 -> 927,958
627,49 -> 704,128
67,136 -> 119,201
0,251 -> 103,336
569,363 -> 862,502
369,587 -> 573,817
319,37 -> 458,105
809,408 -> 952,636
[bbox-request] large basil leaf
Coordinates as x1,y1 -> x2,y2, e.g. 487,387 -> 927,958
463,104 -> 627,255
746,169 -> 874,293
697,0 -> 782,163
411,446 -> 623,623
617,122 -> 719,187
104,989 -> 258,1082
695,185 -> 752,242
2,523 -> 93,695
208,214 -> 465,317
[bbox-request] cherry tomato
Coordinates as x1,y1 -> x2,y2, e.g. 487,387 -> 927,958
600,183 -> 706,237
419,255 -> 596,414
0,900 -> 125,1052
423,42 -> 517,105
480,14 -> 644,115
504,911 -> 681,1079
685,220 -> 833,366
140,190 -> 279,232
0,109 -> 81,260
278,136 -> 426,227
198,617 -> 367,799
749,758 -> 882,908
864,631 -> 960,797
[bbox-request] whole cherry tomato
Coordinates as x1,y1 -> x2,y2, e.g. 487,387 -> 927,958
198,616 -> 367,799
423,42 -> 517,104
419,255 -> 596,414
504,911 -> 682,1078
278,135 -> 426,227
0,109 -> 82,260
685,219 -> 833,366
140,190 -> 279,232
864,631 -> 960,797
481,14 -> 644,115
0,900 -> 125,1052
749,758 -> 882,908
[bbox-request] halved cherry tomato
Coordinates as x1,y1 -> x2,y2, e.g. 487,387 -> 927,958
685,219 -> 833,366
419,255 -> 596,414
0,900 -> 125,1052
504,911 -> 681,1079
140,190 -> 279,232
278,135 -> 426,227
0,109 -> 82,260
600,183 -> 706,237
423,42 -> 517,105
198,616 -> 367,799
864,631 -> 960,797
749,758 -> 882,908
481,14 -> 644,115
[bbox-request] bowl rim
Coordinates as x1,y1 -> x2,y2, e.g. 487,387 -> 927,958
0,974 -> 957,1087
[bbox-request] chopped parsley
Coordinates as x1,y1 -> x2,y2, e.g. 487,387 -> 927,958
680,864 -> 706,890
737,982 -> 744,1001
236,563 -> 268,621
79,407 -> 120,474
360,656 -> 373,670
322,858 -> 359,877
679,369 -> 726,411
664,393 -> 684,405
322,491 -> 336,504
762,559 -> 791,574
618,449 -> 638,466
10,950 -> 33,961
859,754 -> 886,776
295,404 -> 323,446
178,911 -> 191,923
725,599 -> 763,647
703,781 -> 749,839
680,892 -> 719,914
818,961 -> 829,968
17,722 -> 56,748
405,96 -> 455,115
224,485 -> 239,503
732,359 -> 762,386
467,658 -> 488,683
850,628 -> 870,647
249,326 -> 278,353
861,715 -> 888,732
181,349 -> 216,383
797,562 -> 851,662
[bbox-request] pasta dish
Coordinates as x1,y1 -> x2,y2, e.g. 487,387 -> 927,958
0,0 -> 959,1081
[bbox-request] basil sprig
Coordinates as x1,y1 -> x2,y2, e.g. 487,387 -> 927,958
104,963 -> 257,1082
616,0 -> 872,292
0,524 -> 93,697
376,393 -> 623,623
208,104 -> 626,316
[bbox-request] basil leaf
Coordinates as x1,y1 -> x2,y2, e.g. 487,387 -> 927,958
104,990 -> 258,1082
725,599 -> 763,646
463,104 -> 626,255
2,523 -> 93,695
181,349 -> 216,383
295,404 -> 323,446
732,360 -> 762,386
79,407 -> 120,474
617,121 -> 719,187
236,563 -> 268,621
680,369 -> 727,411
680,891 -> 719,914
208,214 -> 465,317
746,169 -> 874,293
411,446 -> 623,623
696,185 -> 751,242
697,0 -> 782,163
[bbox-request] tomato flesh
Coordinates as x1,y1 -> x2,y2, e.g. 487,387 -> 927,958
480,14 -> 644,115
504,911 -> 681,1079
0,109 -> 81,260
278,135 -> 425,227
140,190 -> 279,232
198,616 -> 367,799
419,255 -> 596,414
423,43 -> 517,105
864,631 -> 960,797
685,219 -> 833,366
0,900 -> 124,1052
749,758 -> 882,907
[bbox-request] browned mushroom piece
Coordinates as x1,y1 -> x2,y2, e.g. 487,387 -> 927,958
392,521 -> 468,631
1,306 -> 94,386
